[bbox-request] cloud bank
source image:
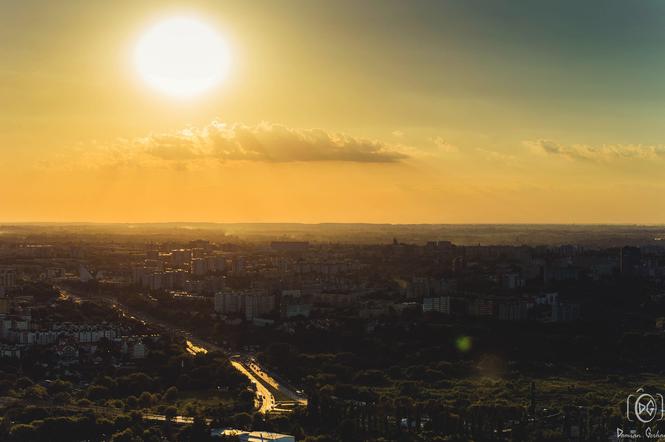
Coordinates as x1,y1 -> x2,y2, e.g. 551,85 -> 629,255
89,121 -> 409,168
526,139 -> 665,162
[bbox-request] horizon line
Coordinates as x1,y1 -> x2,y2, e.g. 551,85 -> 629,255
1,221 -> 664,227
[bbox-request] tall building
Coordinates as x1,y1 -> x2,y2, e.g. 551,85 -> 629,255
191,258 -> 207,276
244,293 -> 276,320
0,296 -> 9,314
214,291 -> 244,314
171,249 -> 191,267
0,268 -> 17,289
214,289 -> 275,319
233,256 -> 246,274
131,265 -> 146,285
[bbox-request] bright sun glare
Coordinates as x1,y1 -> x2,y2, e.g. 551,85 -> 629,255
135,17 -> 230,98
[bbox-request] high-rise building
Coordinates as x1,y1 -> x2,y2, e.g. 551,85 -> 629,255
214,291 -> 245,314
0,267 -> 17,289
0,296 -> 9,314
233,256 -> 246,274
171,249 -> 191,267
244,293 -> 275,320
191,258 -> 207,276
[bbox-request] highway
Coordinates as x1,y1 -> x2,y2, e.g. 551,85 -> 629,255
246,360 -> 307,411
229,359 -> 275,413
57,286 -> 306,414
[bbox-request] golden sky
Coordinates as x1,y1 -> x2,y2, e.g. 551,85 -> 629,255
2,0 -> 665,223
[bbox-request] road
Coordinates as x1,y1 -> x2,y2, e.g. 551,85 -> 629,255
57,286 -> 306,414
246,361 -> 307,411
229,359 -> 275,413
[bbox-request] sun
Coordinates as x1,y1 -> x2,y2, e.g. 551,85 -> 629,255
135,17 -> 230,98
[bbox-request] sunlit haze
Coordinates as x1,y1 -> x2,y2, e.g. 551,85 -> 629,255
1,0 -> 664,223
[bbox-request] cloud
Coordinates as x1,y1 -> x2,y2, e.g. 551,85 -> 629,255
431,137 -> 459,153
475,148 -> 519,166
525,139 -> 665,162
99,121 -> 409,167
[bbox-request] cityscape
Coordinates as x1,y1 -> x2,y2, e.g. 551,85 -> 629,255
3,0 -> 665,441
0,224 -> 663,440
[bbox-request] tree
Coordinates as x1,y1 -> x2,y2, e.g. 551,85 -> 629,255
126,395 -> 138,409
88,385 -> 111,401
178,416 -> 210,442
110,428 -> 142,442
138,391 -> 156,408
232,412 -> 252,429
164,406 -> 178,421
46,379 -> 73,395
24,385 -> 48,401
52,392 -> 72,405
162,386 -> 179,402
9,424 -> 38,442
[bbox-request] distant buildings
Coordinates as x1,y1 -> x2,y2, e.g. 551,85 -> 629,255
494,293 -> 580,322
46,267 -> 66,280
171,249 -> 191,267
468,298 -> 494,317
271,241 -> 309,252
500,272 -> 524,290
498,301 -> 531,321
422,296 -> 451,315
404,277 -> 451,299
282,303 -> 312,319
552,302 -> 581,322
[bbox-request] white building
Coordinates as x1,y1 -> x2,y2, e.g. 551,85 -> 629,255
131,341 -> 147,359
212,429 -> 294,442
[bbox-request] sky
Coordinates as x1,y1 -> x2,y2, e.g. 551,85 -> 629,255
1,0 -> 665,223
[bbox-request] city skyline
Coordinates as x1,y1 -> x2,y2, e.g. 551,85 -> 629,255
2,0 -> 665,223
